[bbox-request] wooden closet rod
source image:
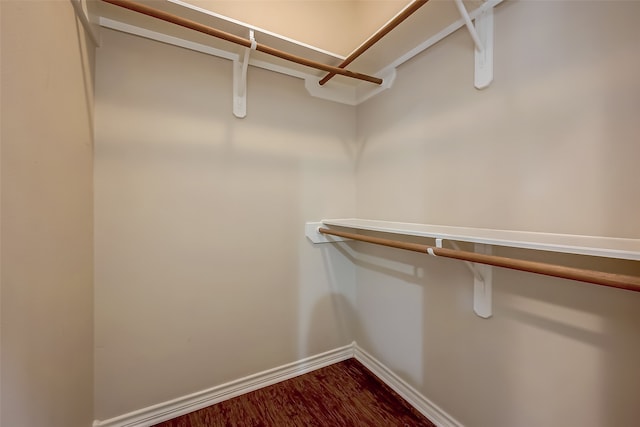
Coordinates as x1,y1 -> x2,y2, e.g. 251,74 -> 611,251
319,0 -> 429,86
318,228 -> 640,293
102,0 -> 383,85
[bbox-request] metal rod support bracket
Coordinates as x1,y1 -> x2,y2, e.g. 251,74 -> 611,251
446,240 -> 492,318
233,30 -> 255,118
474,6 -> 494,89
454,0 -> 494,89
472,243 -> 493,318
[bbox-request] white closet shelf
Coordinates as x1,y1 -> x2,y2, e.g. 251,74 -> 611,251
88,0 -> 504,110
320,218 -> 640,261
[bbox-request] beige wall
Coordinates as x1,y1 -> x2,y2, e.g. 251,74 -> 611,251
93,28 -> 357,420
355,1 -> 640,427
0,1 -> 95,427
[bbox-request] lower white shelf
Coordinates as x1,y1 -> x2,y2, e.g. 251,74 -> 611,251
307,218 -> 640,319
319,218 -> 640,261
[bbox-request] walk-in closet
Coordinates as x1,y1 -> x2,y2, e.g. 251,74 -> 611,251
2,1 -> 639,426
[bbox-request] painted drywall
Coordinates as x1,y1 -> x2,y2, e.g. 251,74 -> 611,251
0,1 -> 95,427
93,28 -> 357,420
354,1 -> 640,427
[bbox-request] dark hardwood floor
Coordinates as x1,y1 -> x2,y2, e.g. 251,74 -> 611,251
153,358 -> 436,426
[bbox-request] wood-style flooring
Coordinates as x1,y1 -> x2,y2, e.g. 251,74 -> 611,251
153,358 -> 436,426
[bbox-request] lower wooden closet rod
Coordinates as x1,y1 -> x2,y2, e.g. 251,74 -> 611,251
318,228 -> 640,293
101,0 -> 383,85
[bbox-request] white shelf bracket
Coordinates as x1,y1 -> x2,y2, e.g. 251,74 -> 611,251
448,241 -> 491,318
233,30 -> 256,118
454,0 -> 494,89
473,243 -> 492,318
474,6 -> 494,89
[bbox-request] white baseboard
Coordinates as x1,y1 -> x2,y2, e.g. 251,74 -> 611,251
94,342 -> 463,427
93,343 -> 355,427
354,344 -> 463,427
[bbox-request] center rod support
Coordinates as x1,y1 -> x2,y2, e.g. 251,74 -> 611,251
318,227 -> 640,293
102,0 -> 383,85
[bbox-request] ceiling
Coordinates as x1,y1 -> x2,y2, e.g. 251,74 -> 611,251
183,0 -> 412,57
97,0 -> 484,85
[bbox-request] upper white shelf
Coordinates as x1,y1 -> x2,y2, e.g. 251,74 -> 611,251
93,0 -> 504,107
320,219 -> 640,261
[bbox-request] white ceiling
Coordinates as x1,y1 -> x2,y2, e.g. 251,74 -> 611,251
184,0 -> 412,57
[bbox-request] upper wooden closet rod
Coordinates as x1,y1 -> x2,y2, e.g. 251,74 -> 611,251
319,0 -> 429,86
318,228 -> 640,293
102,0 -> 383,85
